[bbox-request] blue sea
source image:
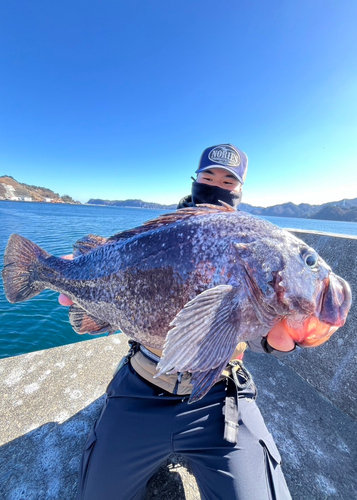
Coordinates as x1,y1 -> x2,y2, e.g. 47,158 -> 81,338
1,200 -> 357,360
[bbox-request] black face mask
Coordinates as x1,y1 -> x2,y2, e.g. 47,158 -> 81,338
191,181 -> 242,209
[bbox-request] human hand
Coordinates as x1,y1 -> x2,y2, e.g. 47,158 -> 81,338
58,254 -> 74,306
266,321 -> 296,352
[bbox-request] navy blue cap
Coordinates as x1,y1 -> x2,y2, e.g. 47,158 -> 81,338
196,144 -> 248,184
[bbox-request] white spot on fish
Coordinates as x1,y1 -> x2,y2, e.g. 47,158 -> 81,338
13,399 -> 23,406
55,361 -> 65,369
111,336 -> 121,345
24,383 -> 40,394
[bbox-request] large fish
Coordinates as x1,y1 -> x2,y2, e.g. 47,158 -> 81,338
2,205 -> 352,402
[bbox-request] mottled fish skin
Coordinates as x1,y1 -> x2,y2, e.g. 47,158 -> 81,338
2,205 -> 352,402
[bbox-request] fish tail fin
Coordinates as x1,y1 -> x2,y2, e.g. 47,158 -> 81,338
2,234 -> 49,303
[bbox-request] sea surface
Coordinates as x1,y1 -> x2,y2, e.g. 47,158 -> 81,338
1,200 -> 357,359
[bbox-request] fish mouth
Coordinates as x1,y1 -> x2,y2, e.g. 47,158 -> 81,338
273,275 -> 352,348
299,275 -> 351,348
318,274 -> 352,328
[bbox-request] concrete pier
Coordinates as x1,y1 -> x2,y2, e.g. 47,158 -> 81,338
0,336 -> 199,500
1,230 -> 357,499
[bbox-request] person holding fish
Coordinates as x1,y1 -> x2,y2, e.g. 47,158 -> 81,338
56,144 -> 295,499
4,143 -> 350,499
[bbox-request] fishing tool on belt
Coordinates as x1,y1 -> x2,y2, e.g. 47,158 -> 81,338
221,360 -> 254,444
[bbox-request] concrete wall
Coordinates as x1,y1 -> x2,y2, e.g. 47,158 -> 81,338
1,229 -> 357,499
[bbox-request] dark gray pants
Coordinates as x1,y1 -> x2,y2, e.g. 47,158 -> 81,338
76,361 -> 292,500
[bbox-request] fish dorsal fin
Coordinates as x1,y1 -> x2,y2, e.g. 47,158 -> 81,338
73,234 -> 108,257
107,204 -> 235,243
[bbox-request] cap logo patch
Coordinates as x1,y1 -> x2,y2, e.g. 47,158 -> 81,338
208,146 -> 240,167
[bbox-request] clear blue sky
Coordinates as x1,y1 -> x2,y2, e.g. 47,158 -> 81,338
1,1 -> 356,207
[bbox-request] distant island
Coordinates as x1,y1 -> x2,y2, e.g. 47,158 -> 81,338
0,176 -> 80,204
87,198 -> 177,210
1,175 -> 356,221
90,197 -> 357,222
307,205 -> 357,222
239,199 -> 357,222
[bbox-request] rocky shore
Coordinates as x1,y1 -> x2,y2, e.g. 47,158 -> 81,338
0,176 -> 80,204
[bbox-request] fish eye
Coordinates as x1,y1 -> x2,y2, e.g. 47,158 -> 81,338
301,249 -> 319,269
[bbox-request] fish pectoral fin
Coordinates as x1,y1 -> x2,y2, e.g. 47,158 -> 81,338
69,304 -> 115,335
156,285 -> 241,400
188,360 -> 229,403
72,234 -> 108,257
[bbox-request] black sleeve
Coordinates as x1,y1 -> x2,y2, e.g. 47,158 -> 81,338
177,195 -> 194,209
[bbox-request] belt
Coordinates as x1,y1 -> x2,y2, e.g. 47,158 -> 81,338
131,348 -> 194,396
135,343 -> 252,393
139,344 -> 161,363
127,342 -> 253,445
